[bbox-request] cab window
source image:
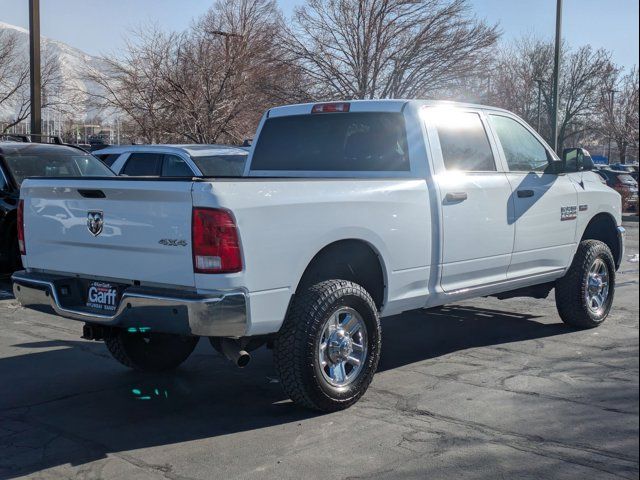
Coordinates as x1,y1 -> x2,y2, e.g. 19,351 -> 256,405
122,153 -> 162,176
489,115 -> 550,172
95,153 -> 121,167
432,110 -> 496,171
162,155 -> 193,177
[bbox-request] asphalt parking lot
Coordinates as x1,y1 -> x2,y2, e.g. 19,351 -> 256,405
1,223 -> 638,480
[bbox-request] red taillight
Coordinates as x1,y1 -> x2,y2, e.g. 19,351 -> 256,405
17,199 -> 25,255
192,208 -> 242,274
311,102 -> 350,114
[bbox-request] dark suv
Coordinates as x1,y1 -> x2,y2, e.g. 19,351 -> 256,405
0,141 -> 114,272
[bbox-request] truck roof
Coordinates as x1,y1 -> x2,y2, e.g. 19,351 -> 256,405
267,99 -> 513,118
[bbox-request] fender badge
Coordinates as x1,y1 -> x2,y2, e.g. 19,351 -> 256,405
159,239 -> 188,247
561,206 -> 578,221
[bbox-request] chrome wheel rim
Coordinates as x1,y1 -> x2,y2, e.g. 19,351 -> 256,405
318,307 -> 368,388
585,258 -> 610,316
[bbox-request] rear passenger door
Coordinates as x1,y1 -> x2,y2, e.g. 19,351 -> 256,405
423,107 -> 515,292
487,114 -> 578,278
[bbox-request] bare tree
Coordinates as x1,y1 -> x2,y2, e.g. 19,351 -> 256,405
489,37 -> 617,151
0,30 -> 29,130
0,29 -> 66,134
281,0 -> 499,100
86,0 -> 302,144
84,25 -> 174,143
161,0 -> 301,143
597,67 -> 639,163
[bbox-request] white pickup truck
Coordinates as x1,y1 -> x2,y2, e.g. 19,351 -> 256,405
13,100 -> 625,411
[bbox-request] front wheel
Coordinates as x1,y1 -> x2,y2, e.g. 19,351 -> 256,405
273,280 -> 381,412
105,329 -> 199,372
555,240 -> 616,329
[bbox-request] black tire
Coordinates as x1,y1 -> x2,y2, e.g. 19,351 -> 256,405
273,280 -> 381,412
8,227 -> 22,272
0,222 -> 21,273
105,329 -> 199,372
555,240 -> 616,329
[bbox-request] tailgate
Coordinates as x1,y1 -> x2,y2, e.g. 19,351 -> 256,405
22,179 -> 196,287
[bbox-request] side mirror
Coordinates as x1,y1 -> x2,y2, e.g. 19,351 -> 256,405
563,147 -> 594,172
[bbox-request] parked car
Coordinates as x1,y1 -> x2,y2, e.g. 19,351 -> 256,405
0,141 -> 114,272
609,163 -> 638,181
595,169 -> 639,212
94,144 -> 249,178
13,100 -> 625,411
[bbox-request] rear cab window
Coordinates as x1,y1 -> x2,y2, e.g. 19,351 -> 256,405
250,112 -> 410,172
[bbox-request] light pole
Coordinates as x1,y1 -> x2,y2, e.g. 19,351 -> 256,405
607,89 -> 617,164
207,30 -> 242,65
29,0 -> 42,137
550,0 -> 562,153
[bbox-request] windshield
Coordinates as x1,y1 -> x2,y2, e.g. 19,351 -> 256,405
5,150 -> 115,187
190,154 -> 247,177
616,173 -> 637,185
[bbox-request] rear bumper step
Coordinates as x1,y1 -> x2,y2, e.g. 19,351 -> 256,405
11,271 -> 247,337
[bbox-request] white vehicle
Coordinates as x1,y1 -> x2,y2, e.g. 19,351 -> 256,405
13,100 -> 625,411
93,144 -> 249,178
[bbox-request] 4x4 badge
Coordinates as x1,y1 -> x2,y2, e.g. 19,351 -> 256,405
87,211 -> 104,236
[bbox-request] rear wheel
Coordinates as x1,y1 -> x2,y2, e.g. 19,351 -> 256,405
105,329 -> 199,372
273,280 -> 381,411
8,227 -> 22,272
555,240 -> 616,328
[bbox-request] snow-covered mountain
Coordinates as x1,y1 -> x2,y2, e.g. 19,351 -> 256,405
0,21 -> 107,121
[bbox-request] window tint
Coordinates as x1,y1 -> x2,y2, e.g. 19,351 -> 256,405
122,153 -> 162,176
432,111 -> 496,171
162,155 -> 193,177
251,112 -> 410,172
489,115 -> 550,172
0,168 -> 7,190
191,154 -> 247,177
96,153 -> 120,167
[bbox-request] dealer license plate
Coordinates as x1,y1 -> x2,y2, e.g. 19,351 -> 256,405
86,281 -> 119,312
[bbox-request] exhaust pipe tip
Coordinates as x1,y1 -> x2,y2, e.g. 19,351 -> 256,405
236,351 -> 251,368
219,338 -> 251,368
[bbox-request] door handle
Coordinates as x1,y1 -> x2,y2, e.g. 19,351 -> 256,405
445,192 -> 468,202
517,189 -> 534,198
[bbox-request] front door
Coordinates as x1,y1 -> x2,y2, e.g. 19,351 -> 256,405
487,114 -> 578,279
424,107 -> 515,293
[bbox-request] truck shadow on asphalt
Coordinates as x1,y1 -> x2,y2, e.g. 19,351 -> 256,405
1,305 -> 571,478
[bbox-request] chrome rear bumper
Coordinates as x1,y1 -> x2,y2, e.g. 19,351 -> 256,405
11,271 -> 247,337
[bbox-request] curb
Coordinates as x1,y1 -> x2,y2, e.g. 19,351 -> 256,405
622,215 -> 639,223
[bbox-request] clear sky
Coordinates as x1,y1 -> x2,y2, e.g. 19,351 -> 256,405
1,0 -> 638,69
